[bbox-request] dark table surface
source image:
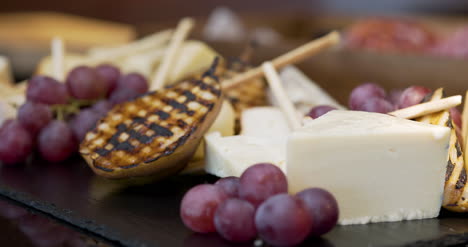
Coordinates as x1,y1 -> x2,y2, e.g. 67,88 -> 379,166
0,156 -> 467,247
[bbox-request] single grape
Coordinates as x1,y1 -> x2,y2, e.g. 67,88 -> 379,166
117,73 -> 149,94
450,107 -> 462,129
66,66 -> 109,100
307,105 -> 337,119
398,86 -> 431,109
296,188 -> 339,236
18,101 -> 53,136
357,97 -> 394,113
92,100 -> 113,118
109,87 -> 140,105
214,198 -> 257,243
38,120 -> 77,162
96,64 -> 121,96
239,163 -> 288,207
348,83 -> 386,110
180,184 -> 228,233
69,109 -> 101,142
27,76 -> 69,105
214,177 -> 240,198
255,194 -> 311,246
387,89 -> 403,106
0,120 -> 33,165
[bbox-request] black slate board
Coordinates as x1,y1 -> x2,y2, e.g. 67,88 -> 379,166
0,157 -> 467,247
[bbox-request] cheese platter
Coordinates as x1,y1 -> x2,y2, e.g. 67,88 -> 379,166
0,15 -> 467,247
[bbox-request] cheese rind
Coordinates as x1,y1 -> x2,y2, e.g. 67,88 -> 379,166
287,110 -> 450,225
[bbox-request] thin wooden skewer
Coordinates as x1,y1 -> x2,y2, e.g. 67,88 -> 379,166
389,95 -> 462,119
51,37 -> 65,81
262,62 -> 301,130
222,31 -> 340,90
151,18 -> 195,90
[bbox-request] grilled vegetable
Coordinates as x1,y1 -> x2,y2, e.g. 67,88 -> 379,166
222,59 -> 268,133
80,58 -> 224,179
417,88 -> 468,212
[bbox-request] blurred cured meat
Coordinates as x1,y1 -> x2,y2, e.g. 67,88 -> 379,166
345,18 -> 437,53
431,26 -> 468,59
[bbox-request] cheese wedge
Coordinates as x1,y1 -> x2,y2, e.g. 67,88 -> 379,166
287,110 -> 450,225
271,66 -> 345,114
205,132 -> 286,177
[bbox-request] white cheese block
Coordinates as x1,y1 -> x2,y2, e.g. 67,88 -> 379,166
205,132 -> 286,177
271,66 -> 345,114
241,107 -> 291,139
287,110 -> 450,225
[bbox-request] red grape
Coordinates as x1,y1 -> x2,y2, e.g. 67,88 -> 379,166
450,107 -> 462,129
387,89 -> 403,106
0,120 -> 33,165
66,66 -> 108,100
109,87 -> 140,105
0,200 -> 28,220
214,177 -> 240,198
18,101 -> 53,136
117,73 -> 149,94
431,26 -> 468,59
92,100 -> 113,118
296,188 -> 339,236
239,163 -> 288,207
27,76 -> 69,105
95,64 -> 121,96
348,83 -> 386,110
358,97 -> 395,113
38,120 -> 77,162
398,86 -> 431,109
214,198 -> 257,243
69,109 -> 101,142
255,194 -> 311,246
180,184 -> 228,233
307,105 -> 337,119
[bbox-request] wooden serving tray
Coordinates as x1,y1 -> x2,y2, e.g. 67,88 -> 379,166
0,42 -> 467,246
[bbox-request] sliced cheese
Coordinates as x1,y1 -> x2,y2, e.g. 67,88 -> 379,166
0,100 -> 16,125
270,66 -> 345,114
205,132 -> 286,177
35,53 -> 91,78
0,56 -> 13,85
165,40 -> 219,85
241,106 -> 290,139
121,48 -> 165,77
192,100 -> 236,161
287,110 -> 450,225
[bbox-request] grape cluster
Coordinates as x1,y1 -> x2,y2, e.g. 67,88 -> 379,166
180,163 -> 339,246
309,83 -> 439,117
0,64 -> 149,165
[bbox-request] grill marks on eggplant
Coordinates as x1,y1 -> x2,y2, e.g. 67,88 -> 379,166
80,59 -> 223,175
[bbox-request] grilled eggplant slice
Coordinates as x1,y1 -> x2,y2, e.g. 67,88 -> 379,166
417,88 -> 468,212
222,60 -> 268,133
80,59 -> 224,179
